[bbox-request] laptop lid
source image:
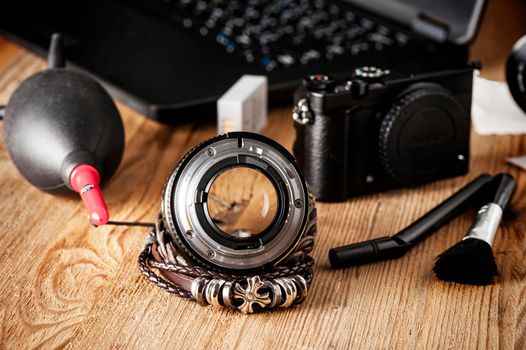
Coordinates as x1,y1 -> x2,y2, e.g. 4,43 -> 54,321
349,0 -> 486,44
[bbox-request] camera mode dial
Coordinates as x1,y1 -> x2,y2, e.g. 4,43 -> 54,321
354,66 -> 390,80
378,86 -> 467,186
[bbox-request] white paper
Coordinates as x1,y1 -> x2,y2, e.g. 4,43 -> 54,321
472,75 -> 526,135
507,155 -> 526,171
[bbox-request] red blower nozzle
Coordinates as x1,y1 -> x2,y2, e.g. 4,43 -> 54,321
69,164 -> 110,226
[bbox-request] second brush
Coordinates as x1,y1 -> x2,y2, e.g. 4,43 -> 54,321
433,173 -> 516,285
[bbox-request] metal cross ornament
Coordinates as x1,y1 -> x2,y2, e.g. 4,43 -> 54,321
233,276 -> 271,314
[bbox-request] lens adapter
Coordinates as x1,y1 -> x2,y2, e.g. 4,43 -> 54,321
162,132 -> 312,272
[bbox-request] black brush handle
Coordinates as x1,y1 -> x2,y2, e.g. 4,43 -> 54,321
329,236 -> 411,268
489,173 -> 516,209
395,174 -> 493,244
329,174 -> 493,268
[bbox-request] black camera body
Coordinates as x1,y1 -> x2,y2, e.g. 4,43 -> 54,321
293,65 -> 475,202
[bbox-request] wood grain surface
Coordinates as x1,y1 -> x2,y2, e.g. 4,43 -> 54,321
1,1 -> 526,349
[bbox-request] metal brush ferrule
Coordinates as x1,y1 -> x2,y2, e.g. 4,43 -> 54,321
463,203 -> 503,246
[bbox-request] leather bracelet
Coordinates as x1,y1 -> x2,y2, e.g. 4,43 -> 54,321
138,195 -> 317,314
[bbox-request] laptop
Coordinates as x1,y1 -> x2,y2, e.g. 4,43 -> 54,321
0,0 -> 486,123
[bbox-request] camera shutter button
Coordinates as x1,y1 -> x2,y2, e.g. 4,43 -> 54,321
303,74 -> 335,91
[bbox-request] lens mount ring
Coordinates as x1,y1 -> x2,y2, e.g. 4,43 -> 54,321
162,132 -> 311,272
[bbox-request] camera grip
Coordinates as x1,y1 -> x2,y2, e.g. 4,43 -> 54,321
295,112 -> 350,201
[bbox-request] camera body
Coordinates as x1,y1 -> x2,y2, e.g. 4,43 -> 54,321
293,65 -> 475,202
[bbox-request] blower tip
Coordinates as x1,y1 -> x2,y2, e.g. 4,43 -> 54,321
69,164 -> 110,226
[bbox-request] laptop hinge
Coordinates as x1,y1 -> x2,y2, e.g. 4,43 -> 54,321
412,14 -> 449,43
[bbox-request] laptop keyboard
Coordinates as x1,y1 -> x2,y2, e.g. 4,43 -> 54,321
161,0 -> 411,71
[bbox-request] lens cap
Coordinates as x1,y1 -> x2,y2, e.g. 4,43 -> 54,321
506,35 -> 526,114
379,85 -> 470,185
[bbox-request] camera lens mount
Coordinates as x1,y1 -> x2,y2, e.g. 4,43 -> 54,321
162,132 -> 312,272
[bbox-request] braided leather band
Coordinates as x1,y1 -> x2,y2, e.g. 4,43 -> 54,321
138,193 -> 317,314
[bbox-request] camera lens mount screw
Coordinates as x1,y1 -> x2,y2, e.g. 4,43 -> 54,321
206,147 -> 216,157
294,199 -> 304,208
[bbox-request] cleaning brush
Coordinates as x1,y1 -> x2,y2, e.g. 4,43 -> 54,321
433,173 -> 516,285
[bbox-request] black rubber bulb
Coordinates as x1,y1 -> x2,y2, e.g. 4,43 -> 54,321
2,33 -> 125,225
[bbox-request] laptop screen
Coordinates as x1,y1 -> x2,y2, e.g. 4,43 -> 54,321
348,0 -> 486,44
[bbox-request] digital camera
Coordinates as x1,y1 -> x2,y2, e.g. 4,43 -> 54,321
292,65 -> 475,202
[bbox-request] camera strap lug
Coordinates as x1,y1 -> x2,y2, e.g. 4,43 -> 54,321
292,98 -> 314,125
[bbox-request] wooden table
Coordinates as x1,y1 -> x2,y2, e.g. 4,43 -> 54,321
1,1 -> 526,348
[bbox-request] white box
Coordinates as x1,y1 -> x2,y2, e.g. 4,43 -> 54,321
217,75 -> 268,134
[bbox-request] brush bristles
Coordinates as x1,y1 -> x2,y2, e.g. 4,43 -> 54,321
433,238 -> 497,285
